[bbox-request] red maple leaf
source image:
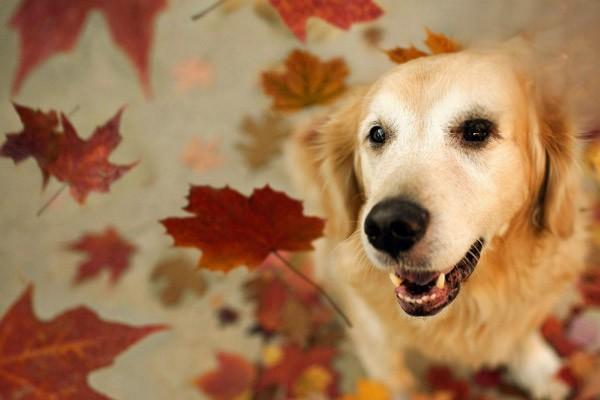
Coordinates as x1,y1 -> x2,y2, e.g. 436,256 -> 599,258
195,352 -> 256,400
47,109 -> 137,203
161,185 -> 324,271
0,285 -> 166,399
426,366 -> 470,400
541,316 -> 581,357
10,0 -> 167,95
67,227 -> 136,284
0,103 -> 61,186
579,268 -> 600,307
269,0 -> 383,41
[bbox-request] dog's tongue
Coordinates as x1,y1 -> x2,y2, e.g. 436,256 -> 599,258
397,270 -> 439,285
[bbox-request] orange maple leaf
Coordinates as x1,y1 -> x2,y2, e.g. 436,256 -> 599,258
424,28 -> 462,54
160,185 -> 325,271
340,378 -> 391,400
195,352 -> 256,400
385,45 -> 428,64
269,0 -> 383,41
261,49 -> 349,111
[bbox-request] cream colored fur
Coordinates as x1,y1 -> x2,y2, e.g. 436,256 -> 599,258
287,41 -> 588,399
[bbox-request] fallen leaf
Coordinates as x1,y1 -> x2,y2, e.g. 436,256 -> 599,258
67,226 -> 136,285
280,298 -> 312,347
293,365 -> 334,398
10,0 -> 167,95
341,378 -> 391,400
173,59 -> 213,92
161,185 -> 324,271
542,316 -> 581,357
385,45 -> 427,64
268,0 -> 383,41
261,49 -> 349,111
150,257 -> 205,306
47,109 -> 137,203
424,28 -> 462,54
237,112 -> 290,170
195,352 -> 256,400
0,103 -> 61,186
180,137 -> 222,174
362,26 -> 384,47
579,268 -> 600,307
258,344 -> 338,397
0,285 -> 166,399
426,366 -> 470,400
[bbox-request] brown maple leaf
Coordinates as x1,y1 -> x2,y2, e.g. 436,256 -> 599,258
362,26 -> 385,47
0,285 -> 166,399
0,103 -> 61,186
48,109 -> 137,203
236,112 -> 290,170
261,49 -> 349,111
67,226 -> 136,285
280,298 -> 312,347
10,0 -> 167,96
161,185 -> 324,271
269,0 -> 383,41
195,352 -> 256,400
150,256 -> 206,306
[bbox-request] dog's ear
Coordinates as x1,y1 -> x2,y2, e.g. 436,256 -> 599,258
531,96 -> 578,238
317,89 -> 366,239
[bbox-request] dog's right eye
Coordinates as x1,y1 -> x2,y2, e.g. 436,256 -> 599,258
368,125 -> 386,144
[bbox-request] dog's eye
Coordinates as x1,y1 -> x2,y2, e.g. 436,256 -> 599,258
368,125 -> 386,144
461,118 -> 494,143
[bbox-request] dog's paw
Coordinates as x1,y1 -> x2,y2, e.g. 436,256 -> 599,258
527,377 -> 570,400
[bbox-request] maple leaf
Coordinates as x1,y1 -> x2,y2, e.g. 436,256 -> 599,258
258,344 -> 338,397
161,185 -> 324,271
261,49 -> 349,111
237,112 -> 290,170
579,268 -> 600,307
150,257 -> 206,306
426,366 -> 470,400
67,226 -> 136,285
0,285 -> 166,399
362,26 -> 385,47
542,316 -> 582,357
424,28 -> 462,54
180,137 -> 222,174
48,109 -> 137,204
385,45 -> 428,64
268,0 -> 383,41
10,0 -> 167,96
0,103 -> 61,186
195,352 -> 256,400
341,378 -> 391,400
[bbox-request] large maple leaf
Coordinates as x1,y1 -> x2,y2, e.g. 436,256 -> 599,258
10,0 -> 167,96
0,285 -> 166,399
261,49 -> 349,111
48,109 -> 137,203
195,352 -> 256,400
269,0 -> 383,41
161,185 -> 324,271
67,226 -> 136,284
0,103 -> 61,186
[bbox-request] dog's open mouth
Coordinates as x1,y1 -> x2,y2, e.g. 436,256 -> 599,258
389,239 -> 485,316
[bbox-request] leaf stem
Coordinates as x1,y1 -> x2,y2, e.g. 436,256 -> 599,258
37,184 -> 67,216
191,0 -> 227,21
272,251 -> 352,328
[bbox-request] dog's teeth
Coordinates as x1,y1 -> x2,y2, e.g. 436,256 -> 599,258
389,272 -> 402,287
416,299 -> 423,304
436,273 -> 446,289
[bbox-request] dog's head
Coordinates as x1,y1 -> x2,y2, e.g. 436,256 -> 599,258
317,42 -> 577,317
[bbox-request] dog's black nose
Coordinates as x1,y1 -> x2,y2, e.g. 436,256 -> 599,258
364,198 -> 430,257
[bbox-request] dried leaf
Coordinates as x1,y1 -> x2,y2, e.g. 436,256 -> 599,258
10,0 -> 166,95
268,0 -> 383,41
261,49 -> 349,111
237,112 -> 290,170
195,352 -> 256,400
424,28 -> 462,54
385,45 -> 428,64
67,226 -> 136,285
0,285 -> 166,399
161,185 -> 324,271
150,257 -> 205,306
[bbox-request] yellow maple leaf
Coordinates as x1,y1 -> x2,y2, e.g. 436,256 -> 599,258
261,49 -> 349,111
340,378 -> 391,400
293,365 -> 333,398
424,28 -> 462,54
385,45 -> 428,64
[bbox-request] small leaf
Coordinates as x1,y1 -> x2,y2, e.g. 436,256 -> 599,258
150,257 -> 205,306
341,378 -> 391,400
424,28 -> 462,54
195,352 -> 256,400
385,45 -> 428,64
237,112 -> 290,170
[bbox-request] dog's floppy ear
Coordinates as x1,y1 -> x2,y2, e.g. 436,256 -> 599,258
317,89 -> 367,239
531,96 -> 578,238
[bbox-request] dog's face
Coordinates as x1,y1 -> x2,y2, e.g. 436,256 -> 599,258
317,47 -> 575,317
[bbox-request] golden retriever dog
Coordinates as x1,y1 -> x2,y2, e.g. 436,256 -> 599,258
287,40 -> 589,399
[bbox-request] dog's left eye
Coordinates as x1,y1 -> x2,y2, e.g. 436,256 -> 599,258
461,118 -> 494,143
368,125 -> 386,144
